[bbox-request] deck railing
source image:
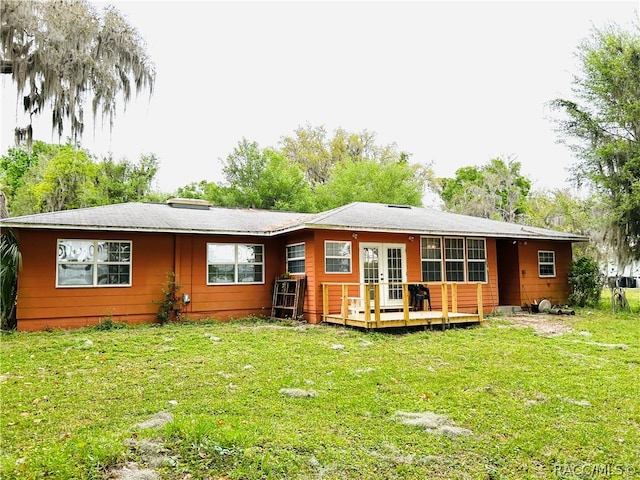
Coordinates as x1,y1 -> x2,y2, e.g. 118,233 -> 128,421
321,281 -> 484,327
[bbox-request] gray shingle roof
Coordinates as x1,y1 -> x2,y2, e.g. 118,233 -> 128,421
0,201 -> 589,241
303,202 -> 588,241
0,202 -> 314,236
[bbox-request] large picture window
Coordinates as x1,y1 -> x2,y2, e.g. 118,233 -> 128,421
538,250 -> 556,277
57,240 -> 131,287
286,243 -> 305,274
325,241 -> 351,273
207,244 -> 264,284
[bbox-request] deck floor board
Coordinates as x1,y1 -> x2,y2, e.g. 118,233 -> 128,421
323,311 -> 480,329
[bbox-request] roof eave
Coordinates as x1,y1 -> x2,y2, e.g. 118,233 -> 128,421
0,222 -> 275,237
1,219 -> 590,242
303,223 -> 589,242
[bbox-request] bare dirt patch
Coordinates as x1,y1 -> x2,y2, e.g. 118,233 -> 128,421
392,411 -> 472,438
498,314 -> 573,337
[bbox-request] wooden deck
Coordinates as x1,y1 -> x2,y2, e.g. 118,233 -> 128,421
321,282 -> 484,330
324,310 -> 481,329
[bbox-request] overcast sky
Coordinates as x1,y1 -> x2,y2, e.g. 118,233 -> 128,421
2,1 -> 639,201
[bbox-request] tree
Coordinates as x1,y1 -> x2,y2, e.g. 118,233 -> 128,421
173,126 -> 432,212
221,138 -> 269,208
34,144 -> 98,212
0,142 -> 43,197
95,154 -> 159,204
2,142 -> 161,215
551,23 -> 640,263
1,0 -> 155,146
218,138 -> 315,211
314,157 -> 426,210
434,157 -> 531,222
176,180 -> 228,202
523,188 -> 596,233
524,188 -> 603,263
1,141 -> 70,215
279,124 -> 404,186
255,153 -> 315,212
279,124 -> 333,186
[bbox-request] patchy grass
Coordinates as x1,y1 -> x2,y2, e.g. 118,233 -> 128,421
1,314 -> 639,479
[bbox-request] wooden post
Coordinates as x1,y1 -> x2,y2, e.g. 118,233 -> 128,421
364,284 -> 371,326
322,284 -> 329,320
373,283 -> 381,327
477,282 -> 484,324
451,283 -> 458,313
402,283 -> 410,323
441,282 -> 449,327
341,284 -> 349,321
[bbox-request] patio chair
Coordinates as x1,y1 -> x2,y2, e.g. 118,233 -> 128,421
408,284 -> 431,311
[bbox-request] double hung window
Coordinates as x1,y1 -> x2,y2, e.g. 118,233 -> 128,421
421,237 -> 442,281
325,241 -> 351,273
444,238 -> 465,282
538,251 -> 556,277
467,238 -> 487,282
286,243 -> 305,274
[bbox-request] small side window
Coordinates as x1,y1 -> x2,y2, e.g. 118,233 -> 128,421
538,250 -> 556,277
325,241 -> 351,273
286,243 -> 305,274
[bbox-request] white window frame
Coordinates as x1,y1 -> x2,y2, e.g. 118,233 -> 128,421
466,238 -> 487,283
56,239 -> 132,288
444,237 -> 466,282
538,250 -> 556,278
286,243 -> 305,274
207,243 -> 264,285
325,240 -> 352,274
420,236 -> 443,282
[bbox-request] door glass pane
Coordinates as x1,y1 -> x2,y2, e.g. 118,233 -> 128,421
387,247 -> 403,300
362,247 -> 379,300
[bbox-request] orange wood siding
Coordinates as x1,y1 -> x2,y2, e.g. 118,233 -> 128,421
178,235 -> 284,321
16,229 -> 174,331
516,240 -> 573,306
15,230 -> 285,330
304,229 -> 360,323
13,225 -> 576,331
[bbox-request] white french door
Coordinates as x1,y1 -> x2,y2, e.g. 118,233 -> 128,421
359,243 -> 407,307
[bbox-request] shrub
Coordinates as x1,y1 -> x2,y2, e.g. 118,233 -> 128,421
568,256 -> 604,307
155,272 -> 183,325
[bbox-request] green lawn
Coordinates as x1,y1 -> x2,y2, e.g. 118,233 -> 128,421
1,311 -> 639,479
600,287 -> 640,313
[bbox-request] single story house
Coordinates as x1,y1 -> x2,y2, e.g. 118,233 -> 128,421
0,199 -> 588,331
